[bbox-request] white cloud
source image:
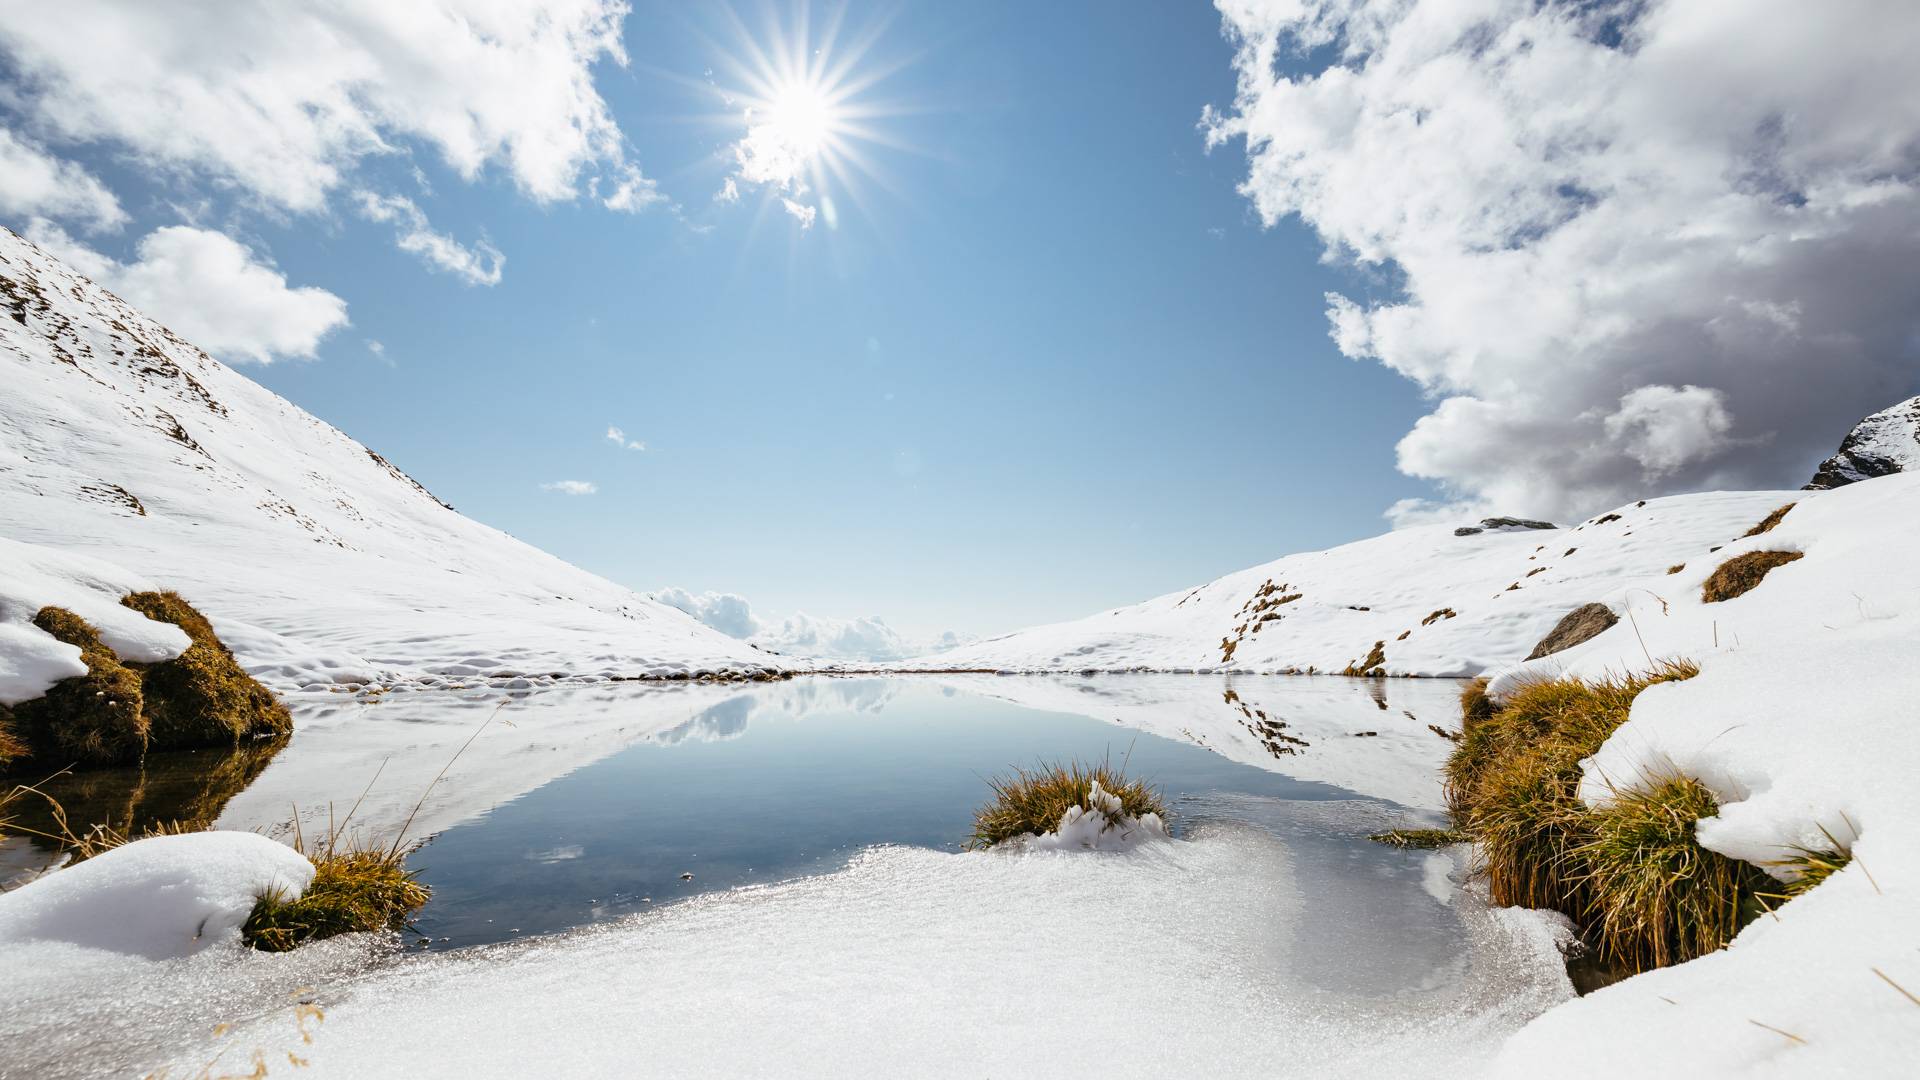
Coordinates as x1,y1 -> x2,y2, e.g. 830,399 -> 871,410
1205,0 -> 1920,519
779,197 -> 817,229
0,127 -> 126,232
0,1 -> 657,215
353,192 -> 504,286
30,222 -> 347,364
604,425 -> 646,451
599,163 -> 666,214
652,587 -> 970,663
714,177 -> 740,204
541,480 -> 598,496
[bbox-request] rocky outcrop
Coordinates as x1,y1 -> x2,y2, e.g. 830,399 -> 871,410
1525,602 -> 1619,660
1805,394 -> 1920,489
1454,516 -> 1557,537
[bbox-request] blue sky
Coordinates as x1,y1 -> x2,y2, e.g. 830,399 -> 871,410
8,3 -> 1429,639
12,2 -> 1901,642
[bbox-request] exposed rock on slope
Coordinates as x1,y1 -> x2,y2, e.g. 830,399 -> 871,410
0,229 -> 778,690
1804,393 -> 1920,489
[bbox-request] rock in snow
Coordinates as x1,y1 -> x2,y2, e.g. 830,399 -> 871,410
1804,393 -> 1920,489
0,228 -> 782,691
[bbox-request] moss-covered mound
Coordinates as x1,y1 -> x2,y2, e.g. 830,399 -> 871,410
1444,662 -> 1773,973
120,591 -> 291,750
969,761 -> 1167,849
6,608 -> 149,768
243,848 -> 431,952
1,593 -> 289,775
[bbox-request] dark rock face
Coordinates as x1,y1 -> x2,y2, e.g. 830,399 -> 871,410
1804,394 -> 1920,489
1456,516 -> 1558,537
1525,603 -> 1620,661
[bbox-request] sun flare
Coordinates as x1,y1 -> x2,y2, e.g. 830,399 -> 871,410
761,80 -> 838,162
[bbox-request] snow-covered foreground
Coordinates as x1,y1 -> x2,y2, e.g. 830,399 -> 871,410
2,826 -> 1572,1080
0,228 -> 780,692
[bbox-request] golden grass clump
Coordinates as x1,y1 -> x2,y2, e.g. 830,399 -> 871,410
1445,662 -> 1699,914
1701,550 -> 1804,603
968,760 -> 1166,850
4,607 -> 149,770
1457,676 -> 1497,735
242,847 -> 431,952
1741,502 -> 1796,537
1368,828 -> 1465,849
1572,777 -> 1771,971
120,591 -> 291,749
0,707 -> 25,773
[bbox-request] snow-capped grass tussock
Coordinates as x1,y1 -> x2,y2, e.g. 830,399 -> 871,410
1474,472 -> 1920,1077
900,489 -> 1795,677
0,537 -> 187,705
0,558 -> 288,773
0,229 -> 781,691
968,762 -> 1168,851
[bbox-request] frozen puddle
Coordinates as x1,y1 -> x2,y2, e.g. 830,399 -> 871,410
1,676 -> 1575,1077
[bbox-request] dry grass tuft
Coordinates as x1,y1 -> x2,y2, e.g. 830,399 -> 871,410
1444,662 -> 1714,951
1666,563 -> 1685,575
968,760 -> 1166,850
1701,550 -> 1803,603
1742,502 -> 1796,537
1573,777 -> 1770,971
1457,677 -> 1497,734
1369,828 -> 1465,849
243,847 -> 430,952
120,591 -> 291,749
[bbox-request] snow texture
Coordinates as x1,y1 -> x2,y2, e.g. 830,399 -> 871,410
9,831 -> 1571,1079
0,831 -> 311,959
1481,472 -> 1920,1078
905,490 -> 1791,677
0,227 -> 784,693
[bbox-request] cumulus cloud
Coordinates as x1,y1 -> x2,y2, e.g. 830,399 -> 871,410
353,192 -> 504,286
779,197 -> 817,229
605,425 -> 646,451
651,587 -> 970,663
30,222 -> 347,364
0,128 -> 125,232
540,480 -> 598,496
0,0 -> 657,214
1205,0 -> 1920,519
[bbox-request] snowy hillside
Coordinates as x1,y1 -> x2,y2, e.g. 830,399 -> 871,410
1804,393 -> 1920,489
1483,472 -> 1920,1078
0,228 -> 780,691
903,492 -> 1795,677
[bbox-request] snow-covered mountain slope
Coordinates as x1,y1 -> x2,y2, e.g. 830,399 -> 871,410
1483,471 -> 1920,1079
1804,393 -> 1920,489
0,228 -> 779,690
902,491 -> 1795,677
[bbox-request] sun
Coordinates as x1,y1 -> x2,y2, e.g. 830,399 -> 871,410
707,3 -> 907,230
761,80 -> 839,163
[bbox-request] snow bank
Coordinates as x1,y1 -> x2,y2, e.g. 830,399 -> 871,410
0,832 -> 311,959
0,536 -> 188,704
116,830 -> 1569,1080
0,229 -> 783,691
1482,472 -> 1920,1077
901,490 -> 1791,677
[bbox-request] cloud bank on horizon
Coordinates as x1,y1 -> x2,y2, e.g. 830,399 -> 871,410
651,587 -> 971,663
1205,0 -> 1920,521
